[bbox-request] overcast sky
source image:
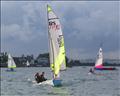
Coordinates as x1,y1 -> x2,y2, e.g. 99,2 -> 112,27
1,1 -> 120,59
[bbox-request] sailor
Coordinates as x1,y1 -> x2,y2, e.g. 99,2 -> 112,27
89,68 -> 94,73
35,72 -> 40,83
39,72 -> 47,82
35,72 -> 47,83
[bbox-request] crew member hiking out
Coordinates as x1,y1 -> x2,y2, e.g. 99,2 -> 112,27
35,72 -> 47,83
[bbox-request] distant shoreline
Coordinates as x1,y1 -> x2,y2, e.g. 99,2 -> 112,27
1,63 -> 120,68
1,52 -> 120,67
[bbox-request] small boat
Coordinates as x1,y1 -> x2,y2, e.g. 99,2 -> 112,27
26,60 -> 30,67
47,5 -> 66,86
94,48 -> 116,70
6,53 -> 16,71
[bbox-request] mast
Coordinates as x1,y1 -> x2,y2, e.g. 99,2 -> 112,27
47,5 -> 55,78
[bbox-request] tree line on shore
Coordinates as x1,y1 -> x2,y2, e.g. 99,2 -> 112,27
0,52 -> 119,67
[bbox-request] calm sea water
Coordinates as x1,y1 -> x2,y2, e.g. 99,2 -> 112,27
1,67 -> 120,96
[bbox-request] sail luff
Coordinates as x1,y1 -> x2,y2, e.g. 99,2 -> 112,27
47,5 -> 54,72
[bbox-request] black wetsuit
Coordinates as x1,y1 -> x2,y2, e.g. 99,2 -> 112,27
35,73 -> 47,83
35,73 -> 40,83
39,74 -> 47,82
89,69 -> 94,73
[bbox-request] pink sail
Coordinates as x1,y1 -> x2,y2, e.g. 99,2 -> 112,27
94,48 -> 116,70
95,65 -> 103,68
95,48 -> 103,69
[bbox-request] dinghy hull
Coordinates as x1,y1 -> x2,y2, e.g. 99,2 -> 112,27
95,67 -> 116,70
6,70 -> 15,72
6,68 -> 16,72
53,79 -> 62,87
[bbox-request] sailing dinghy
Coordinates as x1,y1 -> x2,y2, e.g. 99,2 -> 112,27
26,60 -> 30,67
47,5 -> 66,86
31,5 -> 66,86
94,48 -> 116,70
7,53 -> 16,71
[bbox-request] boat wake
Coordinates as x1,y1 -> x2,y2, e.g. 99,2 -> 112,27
27,78 -> 54,86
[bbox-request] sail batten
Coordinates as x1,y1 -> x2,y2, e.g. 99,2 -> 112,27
47,5 -> 66,79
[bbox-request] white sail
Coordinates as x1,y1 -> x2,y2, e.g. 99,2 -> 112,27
26,60 -> 30,66
8,53 -> 16,68
95,48 -> 103,68
47,5 -> 66,79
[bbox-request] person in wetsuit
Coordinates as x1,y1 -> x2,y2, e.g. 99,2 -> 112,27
89,68 -> 94,74
40,72 -> 47,81
35,72 -> 47,83
35,72 -> 40,83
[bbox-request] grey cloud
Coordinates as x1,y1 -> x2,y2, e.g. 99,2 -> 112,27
1,1 -> 119,59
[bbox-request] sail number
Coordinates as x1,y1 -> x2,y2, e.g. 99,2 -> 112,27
49,21 -> 60,30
